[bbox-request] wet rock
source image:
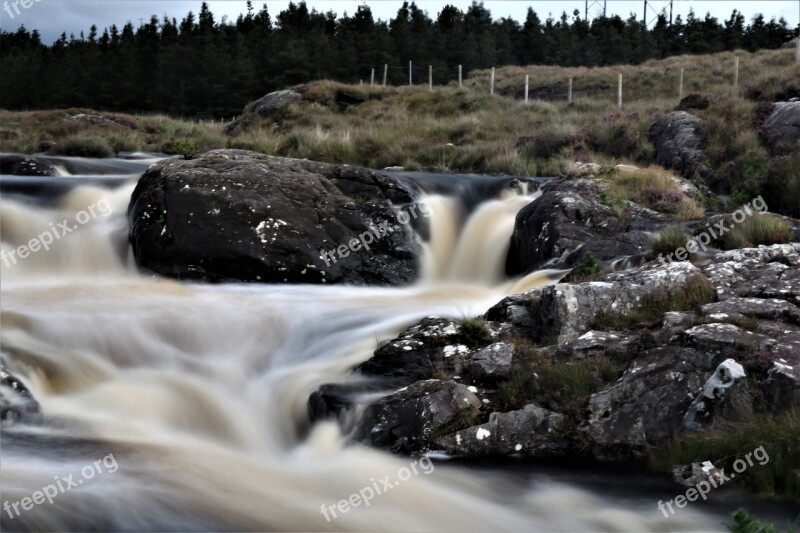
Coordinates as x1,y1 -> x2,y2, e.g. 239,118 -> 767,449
0,363 -> 40,423
0,154 -> 57,176
649,111 -> 708,179
128,150 -> 421,285
307,382 -> 388,423
356,318 -> 475,387
683,359 -> 753,431
505,185 -> 651,274
677,93 -> 710,111
354,380 -> 481,453
435,404 -> 566,458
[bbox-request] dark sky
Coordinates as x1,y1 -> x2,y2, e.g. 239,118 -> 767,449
1,1 -> 798,44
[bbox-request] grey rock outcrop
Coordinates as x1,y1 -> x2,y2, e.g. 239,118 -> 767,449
649,111 -> 708,179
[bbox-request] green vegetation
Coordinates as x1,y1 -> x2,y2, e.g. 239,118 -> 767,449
604,167 -> 705,220
50,135 -> 113,158
568,251 -> 603,282
727,509 -> 784,533
723,214 -> 794,250
1,48 -> 798,217
454,318 -> 492,348
651,410 -> 800,501
1,2 -> 794,117
494,342 -> 626,424
592,274 -> 716,330
650,226 -> 691,260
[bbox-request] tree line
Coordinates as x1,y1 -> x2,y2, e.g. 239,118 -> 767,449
0,1 -> 796,117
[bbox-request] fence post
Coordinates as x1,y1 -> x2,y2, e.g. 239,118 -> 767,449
409,60 -> 412,86
490,67 -> 495,95
568,77 -> 573,103
796,39 -> 800,62
679,67 -> 684,100
370,68 -> 375,87
733,56 -> 739,87
458,64 -> 462,88
617,73 -> 622,109
383,64 -> 388,87
429,65 -> 433,91
524,74 -> 529,103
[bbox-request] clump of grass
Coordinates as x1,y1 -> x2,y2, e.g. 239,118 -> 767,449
454,318 -> 492,348
605,167 -> 704,220
162,139 -> 201,159
726,509 -> 783,533
723,214 -> 793,250
50,135 -> 114,158
568,251 -> 603,282
649,410 -> 800,501
592,274 -> 716,330
650,226 -> 690,260
494,347 -> 621,421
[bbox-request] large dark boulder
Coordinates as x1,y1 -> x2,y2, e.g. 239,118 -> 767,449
128,150 -> 421,285
0,155 -> 57,176
354,380 -> 481,453
649,111 -> 708,179
505,179 -> 652,274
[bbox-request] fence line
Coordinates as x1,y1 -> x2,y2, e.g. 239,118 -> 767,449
361,50 -> 791,104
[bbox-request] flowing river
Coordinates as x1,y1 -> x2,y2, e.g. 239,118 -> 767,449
0,154 -> 786,531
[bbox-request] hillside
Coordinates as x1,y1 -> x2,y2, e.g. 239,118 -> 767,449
2,47 -> 799,217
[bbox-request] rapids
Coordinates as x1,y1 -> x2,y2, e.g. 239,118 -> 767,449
0,156 -> 742,531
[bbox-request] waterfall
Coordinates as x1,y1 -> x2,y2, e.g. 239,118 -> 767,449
0,159 -> 721,532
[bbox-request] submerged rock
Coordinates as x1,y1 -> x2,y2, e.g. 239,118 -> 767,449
0,362 -> 40,423
128,150 -> 421,285
0,154 -> 57,176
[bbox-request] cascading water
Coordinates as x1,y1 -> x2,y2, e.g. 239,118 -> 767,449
0,157 -> 724,531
